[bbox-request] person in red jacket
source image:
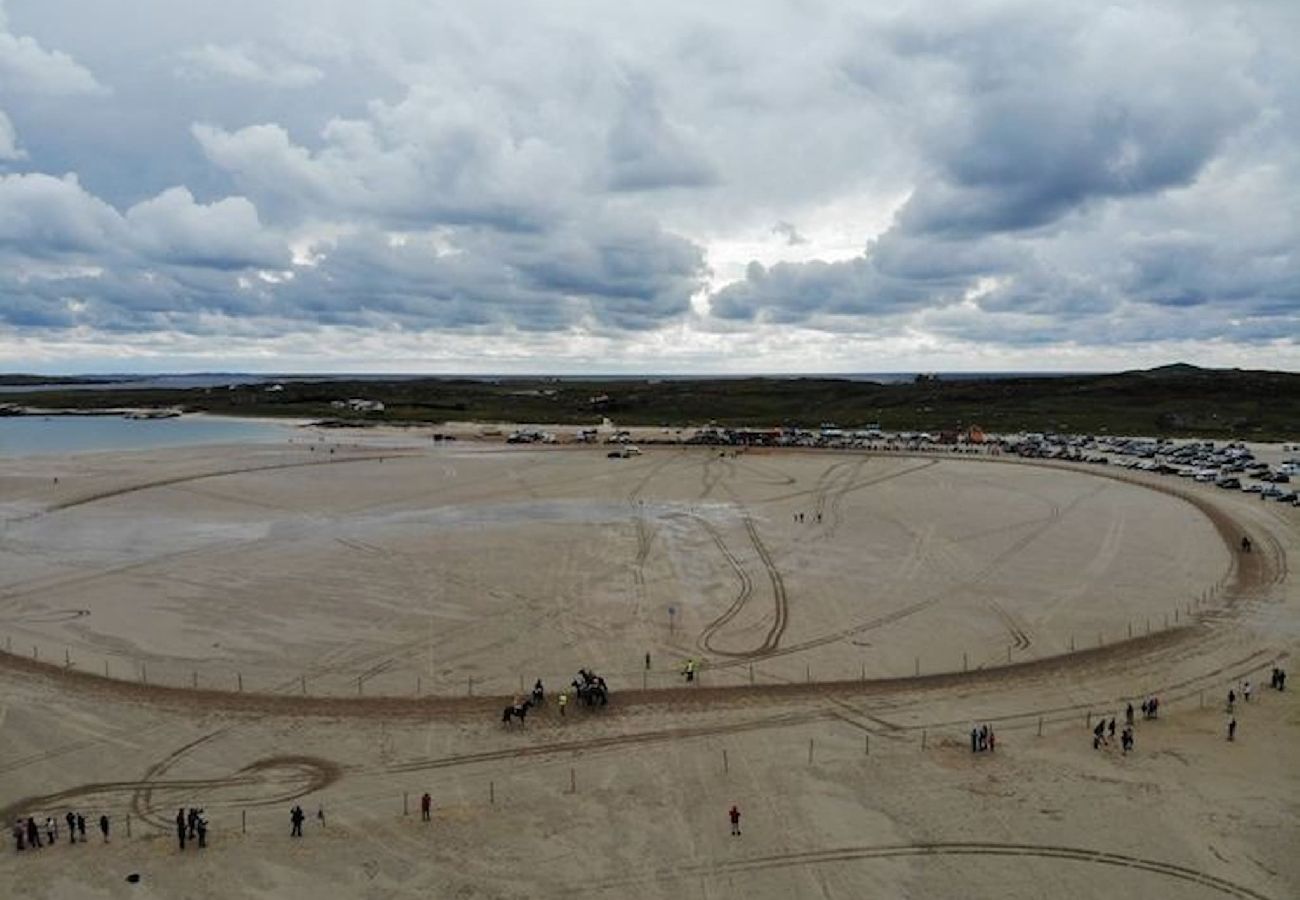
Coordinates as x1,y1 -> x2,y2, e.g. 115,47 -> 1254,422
728,805 -> 741,836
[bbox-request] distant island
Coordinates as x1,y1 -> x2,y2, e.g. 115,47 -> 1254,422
1,364 -> 1296,441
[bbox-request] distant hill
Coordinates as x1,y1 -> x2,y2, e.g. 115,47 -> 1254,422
8,365 -> 1298,440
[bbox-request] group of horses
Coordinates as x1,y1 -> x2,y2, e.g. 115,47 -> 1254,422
501,669 -> 609,726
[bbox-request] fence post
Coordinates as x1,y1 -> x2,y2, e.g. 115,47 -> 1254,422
865,734 -> 870,755
489,781 -> 495,805
808,738 -> 814,764
33,645 -> 38,660
241,810 -> 246,834
403,792 -> 409,816
237,672 -> 243,692
1070,635 -> 1075,652
192,671 -> 198,689
751,665 -> 756,685
105,660 -> 110,678
569,768 -> 576,794
356,676 -> 362,695
1174,609 -> 1179,624
417,676 -> 421,696
468,677 -> 474,696
1037,717 -> 1043,737
963,652 -> 968,672
723,749 -> 729,773
921,729 -> 927,750
141,663 -> 146,684
65,648 -> 70,667
860,662 -> 865,682
1128,622 -> 1133,638
914,657 -> 920,677
805,664 -> 811,683
301,675 -> 306,694
126,814 -> 131,838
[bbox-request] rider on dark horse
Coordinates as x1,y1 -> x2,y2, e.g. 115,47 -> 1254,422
1241,536 -> 1252,553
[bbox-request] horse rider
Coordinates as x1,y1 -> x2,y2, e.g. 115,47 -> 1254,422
1241,535 -> 1252,553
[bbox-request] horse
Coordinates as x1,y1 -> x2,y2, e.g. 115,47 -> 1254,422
502,699 -> 533,727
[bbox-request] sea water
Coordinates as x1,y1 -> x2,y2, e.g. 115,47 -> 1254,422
0,415 -> 293,457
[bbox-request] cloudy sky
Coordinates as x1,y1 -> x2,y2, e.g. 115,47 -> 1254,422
0,0 -> 1296,374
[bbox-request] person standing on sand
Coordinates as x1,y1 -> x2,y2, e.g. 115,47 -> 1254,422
66,811 -> 76,844
558,691 -> 568,717
729,805 -> 741,836
44,817 -> 55,846
1228,718 -> 1237,741
1227,689 -> 1236,711
176,809 -> 186,850
1243,681 -> 1252,703
988,728 -> 996,753
971,727 -> 978,753
76,814 -> 86,843
26,817 -> 40,849
99,815 -> 109,843
421,793 -> 432,822
290,805 -> 305,837
1125,702 -> 1134,726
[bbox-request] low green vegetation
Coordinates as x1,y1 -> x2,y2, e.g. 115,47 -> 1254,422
5,364 -> 1297,440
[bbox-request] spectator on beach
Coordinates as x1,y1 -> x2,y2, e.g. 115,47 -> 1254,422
290,805 -> 305,838
1228,718 -> 1237,741
76,814 -> 86,843
44,817 -> 55,846
13,820 -> 24,852
195,814 -> 207,849
99,815 -> 109,843
728,805 -> 742,836
1227,689 -> 1236,712
1125,702 -> 1134,726
26,817 -> 40,849
176,809 -> 186,850
988,728 -> 996,753
1243,681 -> 1252,703
971,727 -> 978,753
421,793 -> 432,822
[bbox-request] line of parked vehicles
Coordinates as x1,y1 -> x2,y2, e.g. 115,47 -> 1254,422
1016,435 -> 1299,507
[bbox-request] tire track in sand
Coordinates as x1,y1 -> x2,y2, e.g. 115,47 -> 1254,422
584,841 -> 1273,899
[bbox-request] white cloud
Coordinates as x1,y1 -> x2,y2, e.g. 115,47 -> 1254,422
0,8 -> 106,95
0,108 -> 24,159
177,43 -> 323,88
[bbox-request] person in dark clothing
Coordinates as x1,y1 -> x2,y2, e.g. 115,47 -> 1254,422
420,793 -> 432,822
99,815 -> 109,843
195,814 -> 207,849
1107,718 -> 1116,740
1125,702 -> 1134,726
26,817 -> 40,849
76,814 -> 86,842
728,805 -> 741,836
176,809 -> 186,850
970,727 -> 978,753
66,811 -> 76,844
13,820 -> 24,852
1228,718 -> 1237,741
290,805 -> 305,837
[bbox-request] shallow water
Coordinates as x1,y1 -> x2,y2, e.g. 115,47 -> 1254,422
0,415 -> 293,457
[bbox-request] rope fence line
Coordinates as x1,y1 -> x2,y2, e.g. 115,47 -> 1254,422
0,594 -> 1221,702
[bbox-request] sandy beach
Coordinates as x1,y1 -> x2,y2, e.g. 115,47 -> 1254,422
1,435 -> 1296,898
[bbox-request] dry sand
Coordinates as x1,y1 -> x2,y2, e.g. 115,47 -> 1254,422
0,435 -> 1296,899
